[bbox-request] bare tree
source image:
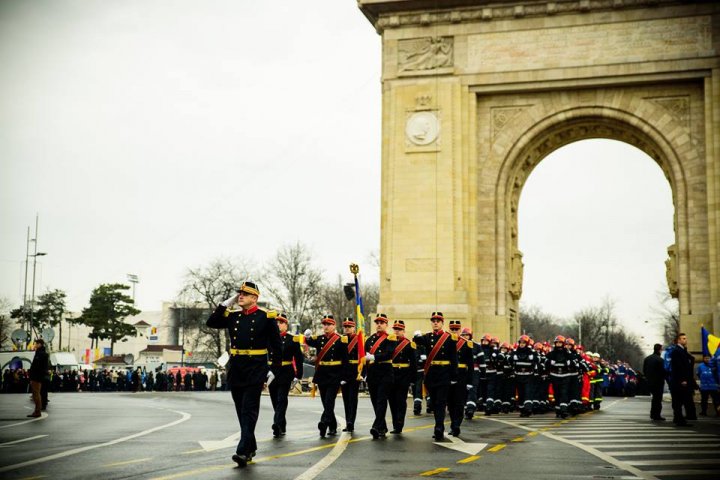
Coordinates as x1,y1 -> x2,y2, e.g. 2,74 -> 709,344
651,290 -> 680,346
0,297 -> 12,350
176,257 -> 255,358
263,242 -> 323,331
519,304 -> 567,342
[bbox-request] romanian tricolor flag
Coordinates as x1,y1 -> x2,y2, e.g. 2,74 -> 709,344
701,326 -> 719,357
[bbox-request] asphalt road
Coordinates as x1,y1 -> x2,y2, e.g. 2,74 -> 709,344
0,391 -> 718,480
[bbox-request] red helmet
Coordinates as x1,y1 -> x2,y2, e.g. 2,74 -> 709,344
461,327 -> 473,338
500,341 -> 511,350
534,342 -> 544,351
518,335 -> 531,345
577,344 -> 584,351
490,336 -> 499,345
565,337 -> 576,346
553,335 -> 566,344
482,334 -> 493,343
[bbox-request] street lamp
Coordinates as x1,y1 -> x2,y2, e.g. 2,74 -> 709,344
28,251 -> 47,345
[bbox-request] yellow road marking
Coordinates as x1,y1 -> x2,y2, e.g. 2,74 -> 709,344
457,455 -> 481,464
420,467 -> 449,476
527,431 -> 539,437
488,443 -> 506,452
104,457 -> 153,467
511,436 -> 525,442
17,477 -> 45,480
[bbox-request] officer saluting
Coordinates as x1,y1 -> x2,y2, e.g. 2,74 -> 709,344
206,281 -> 282,468
413,312 -> 458,441
269,312 -> 304,438
305,315 -> 349,438
364,313 -> 398,439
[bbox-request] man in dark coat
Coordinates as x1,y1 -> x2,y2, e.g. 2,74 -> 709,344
669,333 -> 697,426
206,281 -> 282,467
28,339 -> 49,417
643,343 -> 666,421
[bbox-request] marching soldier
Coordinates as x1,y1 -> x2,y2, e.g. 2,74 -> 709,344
341,317 -> 361,432
305,315 -> 349,438
364,313 -> 398,439
413,312 -> 458,441
389,320 -> 416,434
510,335 -> 538,417
483,336 -> 501,415
546,335 -> 574,418
590,352 -> 604,410
465,334 -> 485,419
564,338 -> 582,414
498,341 -> 515,413
269,312 -> 304,438
206,281 -> 282,468
532,341 -> 549,414
448,323 -> 474,436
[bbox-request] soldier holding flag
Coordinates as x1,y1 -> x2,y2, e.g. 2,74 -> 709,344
364,313 -> 398,439
341,317 -> 361,432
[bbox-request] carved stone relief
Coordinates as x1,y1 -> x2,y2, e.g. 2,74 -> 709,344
666,244 -> 679,298
509,250 -> 524,300
398,37 -> 453,73
647,96 -> 690,129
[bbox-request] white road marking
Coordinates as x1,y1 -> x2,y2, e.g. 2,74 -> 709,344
482,416 -> 660,480
197,431 -> 241,452
624,459 -> 720,466
0,412 -> 47,429
434,436 -> 487,455
292,415 -> 348,480
0,408 -> 191,473
0,435 -> 47,447
600,446 -> 720,453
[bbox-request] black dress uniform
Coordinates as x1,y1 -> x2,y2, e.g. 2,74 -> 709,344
413,313 -> 458,441
413,342 -> 428,415
269,314 -> 304,437
483,341 -> 501,414
206,283 -> 282,463
389,322 -> 417,433
448,325 -> 474,435
305,317 -> 349,437
341,317 -> 361,432
465,340 -> 485,418
364,317 -> 398,438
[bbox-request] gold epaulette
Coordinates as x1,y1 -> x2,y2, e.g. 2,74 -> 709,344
266,310 -> 277,319
293,335 -> 305,344
410,341 -> 417,349
467,340 -> 474,347
224,308 -> 241,317
451,333 -> 459,341
341,335 -> 348,343
311,335 -> 318,340
388,334 -> 397,341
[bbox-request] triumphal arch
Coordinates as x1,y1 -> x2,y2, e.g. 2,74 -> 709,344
358,0 -> 720,352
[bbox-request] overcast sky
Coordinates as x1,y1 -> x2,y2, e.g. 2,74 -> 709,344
0,1 -> 674,347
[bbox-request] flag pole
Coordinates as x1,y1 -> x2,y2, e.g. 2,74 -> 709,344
350,263 -> 366,379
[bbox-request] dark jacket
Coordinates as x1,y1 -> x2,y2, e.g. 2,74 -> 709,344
391,336 -> 418,384
271,332 -> 305,383
413,331 -> 458,387
305,332 -> 349,386
669,344 -> 695,386
206,304 -> 282,388
29,346 -> 49,382
642,352 -> 665,387
364,332 -> 397,383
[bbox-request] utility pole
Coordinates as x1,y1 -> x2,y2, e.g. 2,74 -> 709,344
28,215 -> 47,346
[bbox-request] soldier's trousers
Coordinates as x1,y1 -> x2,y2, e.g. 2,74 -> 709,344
389,379 -> 412,431
413,371 -> 424,410
485,374 -> 499,411
341,379 -> 360,428
318,382 -> 341,431
230,383 -> 263,456
501,376 -> 516,410
465,370 -> 479,414
368,377 -> 392,432
568,376 -> 581,411
268,378 -> 291,431
426,383 -> 449,436
477,377 -> 488,410
448,380 -> 468,431
550,376 -> 570,415
515,379 -> 532,414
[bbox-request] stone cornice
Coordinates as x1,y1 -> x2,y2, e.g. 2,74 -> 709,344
358,0 -> 713,33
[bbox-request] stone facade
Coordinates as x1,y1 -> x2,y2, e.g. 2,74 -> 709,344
358,0 -> 720,353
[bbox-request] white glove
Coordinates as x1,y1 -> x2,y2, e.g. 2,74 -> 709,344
451,380 -> 457,385
340,380 -> 347,385
265,370 -> 275,386
420,354 -> 427,361
466,384 -> 473,391
221,294 -> 238,307
365,353 -> 375,362
291,378 -> 299,390
304,329 -> 312,337
414,330 -> 423,337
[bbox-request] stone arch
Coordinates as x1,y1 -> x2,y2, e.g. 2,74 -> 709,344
495,104 -> 695,324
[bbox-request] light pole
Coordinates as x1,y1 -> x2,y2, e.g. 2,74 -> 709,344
127,274 -> 139,302
28,251 -> 47,345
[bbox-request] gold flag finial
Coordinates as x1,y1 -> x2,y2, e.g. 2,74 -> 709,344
350,263 -> 359,275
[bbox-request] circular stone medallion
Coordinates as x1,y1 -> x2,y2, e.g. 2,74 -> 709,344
405,111 -> 439,146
